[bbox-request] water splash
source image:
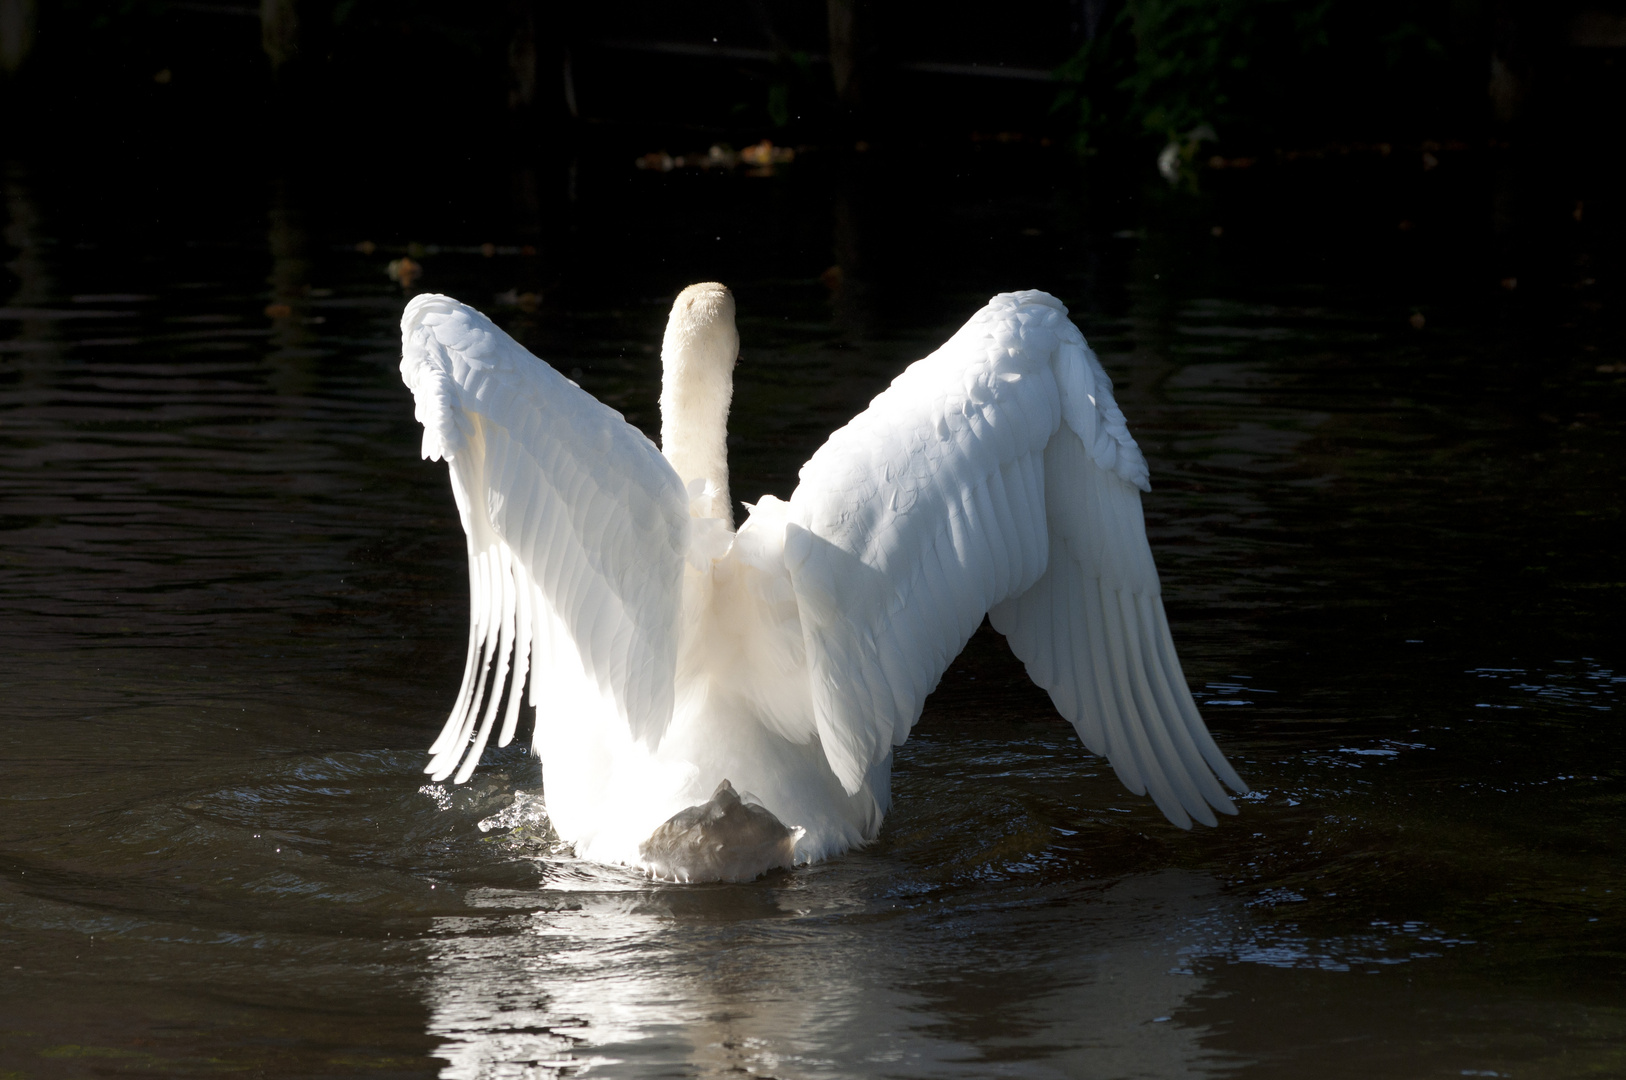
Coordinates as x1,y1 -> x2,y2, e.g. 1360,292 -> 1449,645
476,790 -> 570,855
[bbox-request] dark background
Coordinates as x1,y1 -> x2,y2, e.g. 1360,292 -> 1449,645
4,0 -> 1625,166
5,0 -> 1621,335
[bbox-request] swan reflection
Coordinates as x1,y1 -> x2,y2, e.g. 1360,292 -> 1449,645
424,864 -> 1234,1078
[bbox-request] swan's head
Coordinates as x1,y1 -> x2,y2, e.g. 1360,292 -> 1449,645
661,282 -> 738,384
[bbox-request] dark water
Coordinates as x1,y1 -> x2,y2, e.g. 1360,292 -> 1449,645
2,143 -> 1623,1078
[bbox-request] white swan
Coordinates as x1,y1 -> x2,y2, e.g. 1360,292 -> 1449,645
400,284 -> 1247,881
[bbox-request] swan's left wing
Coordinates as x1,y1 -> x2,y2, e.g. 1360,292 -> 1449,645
402,295 -> 690,784
784,290 -> 1245,827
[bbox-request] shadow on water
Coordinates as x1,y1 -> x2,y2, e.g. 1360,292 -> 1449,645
0,134 -> 1623,1077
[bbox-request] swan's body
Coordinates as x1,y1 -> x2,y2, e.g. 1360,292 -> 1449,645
401,285 -> 1246,881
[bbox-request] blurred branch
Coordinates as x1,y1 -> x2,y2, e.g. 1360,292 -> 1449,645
0,0 -> 36,75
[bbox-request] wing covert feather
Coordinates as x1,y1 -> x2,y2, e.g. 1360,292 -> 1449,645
401,295 -> 689,782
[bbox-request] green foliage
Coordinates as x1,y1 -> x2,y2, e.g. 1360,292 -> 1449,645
768,51 -> 815,129
1055,0 -> 1470,152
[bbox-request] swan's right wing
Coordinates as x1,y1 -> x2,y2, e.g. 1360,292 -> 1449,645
401,295 -> 690,783
782,290 -> 1245,828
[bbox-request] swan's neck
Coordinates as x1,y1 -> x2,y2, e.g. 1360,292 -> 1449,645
659,283 -> 738,525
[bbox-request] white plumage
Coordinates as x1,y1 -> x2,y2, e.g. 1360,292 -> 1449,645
401,285 -> 1246,880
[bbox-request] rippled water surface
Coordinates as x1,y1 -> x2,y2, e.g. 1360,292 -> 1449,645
3,146 -> 1623,1078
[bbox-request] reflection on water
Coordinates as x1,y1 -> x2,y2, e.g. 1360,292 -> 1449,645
426,869 -> 1229,1079
1,143 -> 1622,1078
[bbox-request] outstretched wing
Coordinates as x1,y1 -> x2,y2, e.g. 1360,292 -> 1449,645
781,290 -> 1246,827
401,295 -> 690,783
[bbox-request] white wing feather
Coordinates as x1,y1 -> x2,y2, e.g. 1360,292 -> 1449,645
400,295 -> 689,783
781,290 -> 1245,826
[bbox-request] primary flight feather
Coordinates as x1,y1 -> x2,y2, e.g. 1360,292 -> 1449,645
401,284 -> 1246,881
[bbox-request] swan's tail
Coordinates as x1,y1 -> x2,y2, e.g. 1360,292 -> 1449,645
638,779 -> 802,883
